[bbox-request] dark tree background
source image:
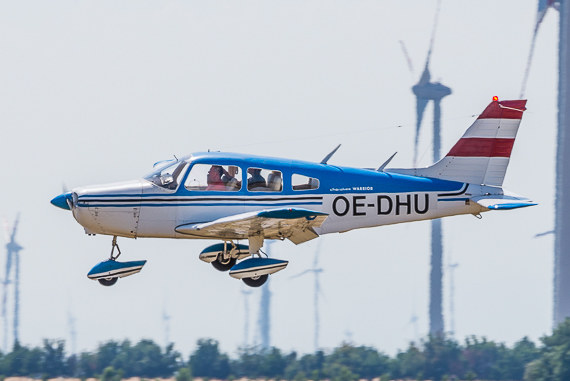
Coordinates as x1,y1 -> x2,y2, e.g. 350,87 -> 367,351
1,318 -> 570,380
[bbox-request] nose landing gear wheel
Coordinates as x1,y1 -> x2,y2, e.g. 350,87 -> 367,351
211,256 -> 236,272
98,277 -> 118,287
242,274 -> 268,287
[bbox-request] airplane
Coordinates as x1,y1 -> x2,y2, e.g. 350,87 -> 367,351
51,97 -> 535,287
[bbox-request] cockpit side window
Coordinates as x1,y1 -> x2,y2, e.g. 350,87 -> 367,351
247,168 -> 282,192
185,164 -> 242,192
292,174 -> 319,191
144,161 -> 188,190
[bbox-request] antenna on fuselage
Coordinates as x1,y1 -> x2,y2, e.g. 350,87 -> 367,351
377,152 -> 398,172
320,144 -> 341,165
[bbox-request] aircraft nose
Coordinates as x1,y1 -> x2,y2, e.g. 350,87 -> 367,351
51,192 -> 72,210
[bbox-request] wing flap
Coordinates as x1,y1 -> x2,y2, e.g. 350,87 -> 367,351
175,208 -> 328,241
288,227 -> 319,245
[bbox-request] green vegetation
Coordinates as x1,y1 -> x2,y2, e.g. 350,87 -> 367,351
0,319 -> 570,380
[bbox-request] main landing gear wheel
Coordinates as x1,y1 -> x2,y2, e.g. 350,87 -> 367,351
98,277 -> 118,287
242,274 -> 268,287
212,256 -> 236,272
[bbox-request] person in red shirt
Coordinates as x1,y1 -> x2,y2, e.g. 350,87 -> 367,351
206,165 -> 226,191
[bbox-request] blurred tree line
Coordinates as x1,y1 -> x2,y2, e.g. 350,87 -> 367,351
0,319 -> 569,380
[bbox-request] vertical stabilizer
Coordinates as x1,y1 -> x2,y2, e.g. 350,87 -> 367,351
389,98 -> 527,187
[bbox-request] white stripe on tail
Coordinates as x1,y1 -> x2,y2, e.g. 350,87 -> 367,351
389,98 -> 527,187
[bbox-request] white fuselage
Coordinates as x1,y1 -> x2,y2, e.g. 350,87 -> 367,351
71,179 -> 486,240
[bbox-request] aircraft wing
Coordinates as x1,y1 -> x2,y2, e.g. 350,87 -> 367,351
175,208 -> 329,244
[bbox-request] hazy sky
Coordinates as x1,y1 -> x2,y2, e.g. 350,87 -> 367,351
0,0 -> 559,357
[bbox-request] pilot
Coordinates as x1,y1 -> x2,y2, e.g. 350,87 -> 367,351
247,168 -> 266,190
222,165 -> 240,190
206,165 -> 226,191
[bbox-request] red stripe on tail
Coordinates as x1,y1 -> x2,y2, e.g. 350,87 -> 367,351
447,138 -> 515,157
478,100 -> 527,120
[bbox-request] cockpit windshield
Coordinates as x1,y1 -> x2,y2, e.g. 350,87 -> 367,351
144,160 -> 188,190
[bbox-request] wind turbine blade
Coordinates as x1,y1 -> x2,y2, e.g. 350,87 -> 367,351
424,0 -> 442,69
535,230 -> 555,238
520,0 -> 554,97
413,97 -> 429,166
520,27 -> 540,98
399,40 -> 415,78
290,269 -> 312,279
10,214 -> 20,243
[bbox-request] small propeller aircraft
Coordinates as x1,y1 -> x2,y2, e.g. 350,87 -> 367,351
51,97 -> 535,287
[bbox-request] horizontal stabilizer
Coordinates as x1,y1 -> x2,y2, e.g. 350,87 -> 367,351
471,194 -> 537,210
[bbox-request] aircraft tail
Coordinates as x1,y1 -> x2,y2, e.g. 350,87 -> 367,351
389,98 -> 527,187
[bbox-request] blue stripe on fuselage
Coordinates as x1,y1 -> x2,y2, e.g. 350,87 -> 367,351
77,202 -> 324,208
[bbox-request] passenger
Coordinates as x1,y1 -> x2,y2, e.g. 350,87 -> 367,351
206,165 -> 226,191
267,171 -> 282,191
222,166 -> 241,190
247,168 -> 266,190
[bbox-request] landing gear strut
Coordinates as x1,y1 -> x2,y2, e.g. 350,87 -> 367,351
98,236 -> 122,286
87,236 -> 147,287
202,241 -> 246,272
212,255 -> 236,271
109,235 -> 122,260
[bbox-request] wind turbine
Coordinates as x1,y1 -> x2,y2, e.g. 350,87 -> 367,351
162,305 -> 171,348
257,241 -> 272,350
241,288 -> 252,347
67,308 -> 77,356
408,313 -> 419,343
402,288 -> 420,343
290,240 -> 324,351
519,0 -> 570,327
402,0 -> 451,336
407,0 -> 451,167
447,260 -> 459,337
2,215 -> 22,350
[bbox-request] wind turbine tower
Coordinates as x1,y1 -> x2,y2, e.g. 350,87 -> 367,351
241,289 -> 252,347
257,241 -> 272,350
3,216 -> 22,350
519,0 -> 570,327
554,0 -> 570,326
410,0 -> 451,335
258,281 -> 271,349
162,306 -> 171,348
447,261 -> 459,337
291,241 -> 324,351
67,309 -> 77,356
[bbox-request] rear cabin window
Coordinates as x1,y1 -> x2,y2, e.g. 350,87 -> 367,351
247,168 -> 282,192
184,164 -> 242,192
292,174 -> 319,191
